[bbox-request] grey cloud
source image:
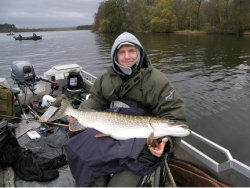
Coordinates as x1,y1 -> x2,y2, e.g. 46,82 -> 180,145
0,0 -> 102,28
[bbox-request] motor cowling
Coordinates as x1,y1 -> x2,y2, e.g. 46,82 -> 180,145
10,61 -> 36,82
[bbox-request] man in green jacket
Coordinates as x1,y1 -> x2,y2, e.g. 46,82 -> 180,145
77,32 -> 187,186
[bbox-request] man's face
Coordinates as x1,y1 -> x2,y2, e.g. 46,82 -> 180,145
117,45 -> 137,66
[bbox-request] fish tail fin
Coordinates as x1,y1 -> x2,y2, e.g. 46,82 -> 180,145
48,99 -> 71,122
69,119 -> 87,131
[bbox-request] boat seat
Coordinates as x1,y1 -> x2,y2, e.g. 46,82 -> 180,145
62,85 -> 88,99
11,88 -> 20,95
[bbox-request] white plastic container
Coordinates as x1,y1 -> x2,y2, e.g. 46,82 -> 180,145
27,131 -> 41,139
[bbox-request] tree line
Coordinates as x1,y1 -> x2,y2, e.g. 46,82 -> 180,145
0,23 -> 47,33
0,23 -> 92,33
76,25 -> 92,30
0,23 -> 17,33
91,0 -> 250,35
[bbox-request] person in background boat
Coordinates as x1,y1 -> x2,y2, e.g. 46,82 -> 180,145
33,33 -> 37,37
69,32 -> 187,186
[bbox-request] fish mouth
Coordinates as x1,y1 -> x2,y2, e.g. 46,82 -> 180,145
180,125 -> 189,129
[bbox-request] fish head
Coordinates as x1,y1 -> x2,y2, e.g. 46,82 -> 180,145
149,117 -> 191,137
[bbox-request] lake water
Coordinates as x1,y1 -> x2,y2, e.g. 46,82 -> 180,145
1,30 -> 250,166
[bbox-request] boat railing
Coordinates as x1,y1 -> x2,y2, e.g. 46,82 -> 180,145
190,131 -> 233,161
81,69 -> 97,85
177,130 -> 250,186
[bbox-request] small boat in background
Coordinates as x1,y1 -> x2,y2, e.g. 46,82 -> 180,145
7,32 -> 15,36
13,35 -> 42,40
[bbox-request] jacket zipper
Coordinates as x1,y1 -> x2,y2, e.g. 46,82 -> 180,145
120,79 -> 124,93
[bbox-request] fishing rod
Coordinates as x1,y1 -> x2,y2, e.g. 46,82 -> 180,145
0,115 -> 69,127
16,94 -> 51,128
165,159 -> 176,187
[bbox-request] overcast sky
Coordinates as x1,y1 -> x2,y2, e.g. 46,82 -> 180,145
0,0 -> 102,28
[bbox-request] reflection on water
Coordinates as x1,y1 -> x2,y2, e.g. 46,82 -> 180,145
1,31 -> 250,166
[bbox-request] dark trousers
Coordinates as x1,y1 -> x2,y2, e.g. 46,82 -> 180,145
90,170 -> 142,187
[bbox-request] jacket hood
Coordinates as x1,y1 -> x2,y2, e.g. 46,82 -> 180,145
111,32 -> 146,76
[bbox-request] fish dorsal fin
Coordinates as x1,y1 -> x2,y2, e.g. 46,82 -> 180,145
69,119 -> 87,131
95,133 -> 111,138
78,105 -> 97,112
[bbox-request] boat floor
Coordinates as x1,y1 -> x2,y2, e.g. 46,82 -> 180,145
2,113 -> 175,187
2,113 -> 76,187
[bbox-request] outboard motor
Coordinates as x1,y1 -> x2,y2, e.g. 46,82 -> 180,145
11,61 -> 36,82
10,61 -> 36,94
10,61 -> 58,95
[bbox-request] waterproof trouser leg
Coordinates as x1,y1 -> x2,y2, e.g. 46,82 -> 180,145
90,175 -> 111,187
90,170 -> 142,187
108,170 -> 142,187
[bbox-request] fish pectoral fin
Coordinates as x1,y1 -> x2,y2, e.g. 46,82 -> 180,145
151,139 -> 159,148
147,132 -> 154,146
95,133 -> 111,138
147,133 -> 159,149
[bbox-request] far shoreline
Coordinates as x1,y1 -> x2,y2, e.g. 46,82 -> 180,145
3,29 -> 250,35
174,30 -> 250,35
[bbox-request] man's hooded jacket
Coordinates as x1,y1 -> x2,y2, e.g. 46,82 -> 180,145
80,32 -> 187,153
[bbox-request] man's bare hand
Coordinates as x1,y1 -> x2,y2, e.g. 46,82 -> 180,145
149,138 -> 168,157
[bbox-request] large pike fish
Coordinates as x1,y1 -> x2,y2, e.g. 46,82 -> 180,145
49,99 -> 191,141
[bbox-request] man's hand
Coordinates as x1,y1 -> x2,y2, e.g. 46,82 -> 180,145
149,138 -> 168,157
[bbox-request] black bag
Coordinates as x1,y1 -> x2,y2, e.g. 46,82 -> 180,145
0,119 -> 22,169
35,154 -> 67,171
12,149 -> 59,181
